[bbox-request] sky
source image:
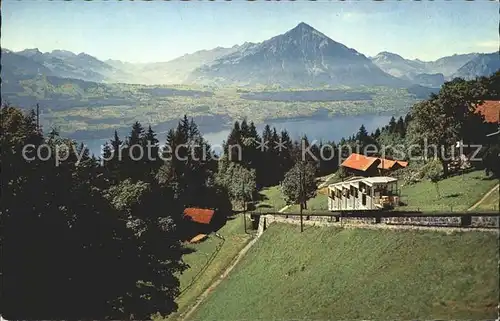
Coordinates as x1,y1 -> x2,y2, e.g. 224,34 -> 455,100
2,0 -> 498,63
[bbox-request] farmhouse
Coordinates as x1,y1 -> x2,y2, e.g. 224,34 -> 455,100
340,153 -> 408,176
327,176 -> 400,211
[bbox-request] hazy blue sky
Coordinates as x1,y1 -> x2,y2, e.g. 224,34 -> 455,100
2,1 -> 498,63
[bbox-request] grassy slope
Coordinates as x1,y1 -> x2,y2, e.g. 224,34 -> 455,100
256,175 -> 337,214
254,186 -> 287,212
289,170 -> 499,214
166,215 -> 252,320
398,171 -> 499,212
189,224 -> 499,320
284,189 -> 329,213
476,185 -> 499,212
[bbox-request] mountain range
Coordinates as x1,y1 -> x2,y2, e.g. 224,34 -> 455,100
187,23 -> 403,87
2,22 -> 499,89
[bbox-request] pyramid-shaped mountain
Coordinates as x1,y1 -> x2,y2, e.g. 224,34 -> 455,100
188,22 -> 405,87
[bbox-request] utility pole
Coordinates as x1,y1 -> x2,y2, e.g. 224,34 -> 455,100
242,180 -> 247,234
299,164 -> 304,233
36,103 -> 40,132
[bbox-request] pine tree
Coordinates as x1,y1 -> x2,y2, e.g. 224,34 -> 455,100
395,116 -> 406,137
224,121 -> 242,162
142,125 -> 162,181
388,116 -> 397,134
278,130 -> 294,179
240,118 -> 250,137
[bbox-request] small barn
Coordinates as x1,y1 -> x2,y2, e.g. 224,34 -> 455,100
183,208 -> 217,240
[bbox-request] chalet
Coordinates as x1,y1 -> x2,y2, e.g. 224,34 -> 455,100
328,176 -> 400,211
340,153 -> 380,176
340,153 -> 408,176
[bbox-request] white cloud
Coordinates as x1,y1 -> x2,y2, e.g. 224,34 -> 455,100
332,10 -> 368,23
475,40 -> 499,50
341,12 -> 365,22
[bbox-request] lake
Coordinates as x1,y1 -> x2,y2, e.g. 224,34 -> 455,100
80,111 -> 403,157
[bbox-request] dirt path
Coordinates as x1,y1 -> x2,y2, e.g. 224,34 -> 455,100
318,173 -> 335,189
468,184 -> 499,211
180,203 -> 290,321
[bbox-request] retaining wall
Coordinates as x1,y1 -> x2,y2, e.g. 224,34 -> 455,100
260,213 -> 499,230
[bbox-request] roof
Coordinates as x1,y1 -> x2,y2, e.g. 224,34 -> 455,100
328,176 -> 397,189
341,153 -> 380,171
475,100 -> 500,124
189,234 -> 208,243
377,158 -> 398,170
183,208 -> 215,224
341,153 -> 408,171
378,158 -> 408,170
396,160 -> 409,167
363,177 -> 398,185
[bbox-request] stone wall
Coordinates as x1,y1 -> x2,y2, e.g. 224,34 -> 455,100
260,213 -> 499,230
471,216 -> 500,228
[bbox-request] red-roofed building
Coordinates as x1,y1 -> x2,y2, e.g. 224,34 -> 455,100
182,208 -> 218,238
475,100 -> 500,124
341,153 -> 380,176
341,153 -> 408,176
377,158 -> 408,174
183,208 -> 215,225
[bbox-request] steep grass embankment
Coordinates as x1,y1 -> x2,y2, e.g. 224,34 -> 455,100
189,224 -> 499,320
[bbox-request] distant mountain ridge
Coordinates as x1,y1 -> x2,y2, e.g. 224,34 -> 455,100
2,24 -> 498,88
452,52 -> 500,80
135,45 -> 240,84
371,51 -> 482,86
187,22 -> 405,87
3,48 -> 135,84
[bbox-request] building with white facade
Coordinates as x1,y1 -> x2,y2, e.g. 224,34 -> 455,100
328,176 -> 400,211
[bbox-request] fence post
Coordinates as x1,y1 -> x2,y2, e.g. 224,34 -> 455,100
461,214 -> 471,227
